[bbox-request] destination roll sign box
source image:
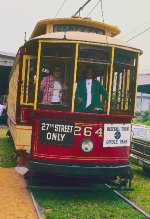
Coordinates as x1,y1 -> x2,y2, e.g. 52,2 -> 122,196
53,24 -> 104,35
39,120 -> 75,146
103,124 -> 131,147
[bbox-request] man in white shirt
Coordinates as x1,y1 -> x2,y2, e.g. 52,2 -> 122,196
75,65 -> 108,113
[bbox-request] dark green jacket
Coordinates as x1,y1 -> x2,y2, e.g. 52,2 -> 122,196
75,80 -> 108,112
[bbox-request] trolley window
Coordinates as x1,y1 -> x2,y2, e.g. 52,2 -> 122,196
74,44 -> 110,113
37,43 -> 75,111
110,49 -> 138,114
21,56 -> 37,105
20,41 -> 38,106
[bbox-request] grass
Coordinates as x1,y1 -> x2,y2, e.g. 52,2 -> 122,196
121,164 -> 150,215
33,164 -> 150,219
0,128 -> 16,167
33,186 -> 146,219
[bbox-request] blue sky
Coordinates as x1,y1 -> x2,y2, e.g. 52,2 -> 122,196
0,0 -> 150,71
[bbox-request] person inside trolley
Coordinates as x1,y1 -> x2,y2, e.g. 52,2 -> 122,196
40,65 -> 68,105
75,65 -> 108,113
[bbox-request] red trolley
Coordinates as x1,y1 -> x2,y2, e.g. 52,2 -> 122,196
7,17 -> 142,186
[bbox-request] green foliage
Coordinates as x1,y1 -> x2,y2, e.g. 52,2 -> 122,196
133,110 -> 150,126
135,111 -> 142,117
143,121 -> 150,126
0,129 -> 16,167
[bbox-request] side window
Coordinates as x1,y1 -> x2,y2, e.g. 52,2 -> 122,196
28,59 -> 37,103
111,49 -> 137,113
21,57 -> 37,105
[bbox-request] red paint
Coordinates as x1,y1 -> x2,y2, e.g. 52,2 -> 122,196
31,110 -> 132,164
19,106 -> 33,125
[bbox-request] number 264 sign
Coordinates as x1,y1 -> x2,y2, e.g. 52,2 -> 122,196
74,126 -> 103,137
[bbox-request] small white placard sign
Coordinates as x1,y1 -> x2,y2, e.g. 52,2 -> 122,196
103,124 -> 131,147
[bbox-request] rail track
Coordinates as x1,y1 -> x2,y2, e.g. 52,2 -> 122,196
29,188 -> 44,219
26,176 -> 150,219
105,184 -> 150,219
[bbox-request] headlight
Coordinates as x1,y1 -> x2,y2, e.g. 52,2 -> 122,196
81,139 -> 94,153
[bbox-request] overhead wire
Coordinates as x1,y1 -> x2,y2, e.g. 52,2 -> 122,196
87,0 -> 101,17
120,18 -> 150,40
126,26 -> 150,42
55,0 -> 68,18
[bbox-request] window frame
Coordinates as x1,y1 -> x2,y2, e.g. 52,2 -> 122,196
20,55 -> 37,106
29,39 -> 140,115
110,49 -> 139,115
34,41 -> 77,111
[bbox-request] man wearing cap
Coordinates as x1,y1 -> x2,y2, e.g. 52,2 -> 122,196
40,66 -> 67,105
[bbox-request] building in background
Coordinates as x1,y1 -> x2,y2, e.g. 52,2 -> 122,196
136,72 -> 150,112
0,51 -> 15,102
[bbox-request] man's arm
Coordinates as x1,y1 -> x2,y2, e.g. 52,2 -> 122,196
99,82 -> 108,101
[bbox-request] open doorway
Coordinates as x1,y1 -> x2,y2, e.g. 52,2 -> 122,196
0,65 -> 12,124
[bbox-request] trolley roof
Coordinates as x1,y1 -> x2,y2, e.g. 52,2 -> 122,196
30,17 -> 121,39
29,31 -> 142,54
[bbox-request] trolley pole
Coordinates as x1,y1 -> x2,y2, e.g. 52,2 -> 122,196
73,0 -> 92,17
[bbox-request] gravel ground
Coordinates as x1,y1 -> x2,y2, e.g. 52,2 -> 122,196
0,168 -> 38,219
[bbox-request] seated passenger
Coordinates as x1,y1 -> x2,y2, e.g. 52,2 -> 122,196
40,66 -> 68,105
75,65 -> 108,112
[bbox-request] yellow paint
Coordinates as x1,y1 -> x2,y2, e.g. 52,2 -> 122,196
20,56 -> 27,104
107,47 -> 115,114
7,117 -> 17,146
21,55 -> 37,105
71,43 -> 79,112
34,42 -> 42,110
134,53 -> 140,114
26,60 -> 30,104
46,24 -> 53,34
121,71 -> 125,109
39,40 -> 75,44
16,126 -> 32,150
125,69 -> 130,110
30,17 -> 121,39
8,117 -> 32,150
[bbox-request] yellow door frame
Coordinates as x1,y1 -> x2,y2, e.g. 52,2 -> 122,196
34,43 -> 42,110
107,47 -> 115,114
20,55 -> 37,106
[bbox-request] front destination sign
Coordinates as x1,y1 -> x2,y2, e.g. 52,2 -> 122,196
39,120 -> 75,146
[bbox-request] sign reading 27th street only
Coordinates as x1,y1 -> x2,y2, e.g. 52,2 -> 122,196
103,124 -> 131,147
39,120 -> 75,146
